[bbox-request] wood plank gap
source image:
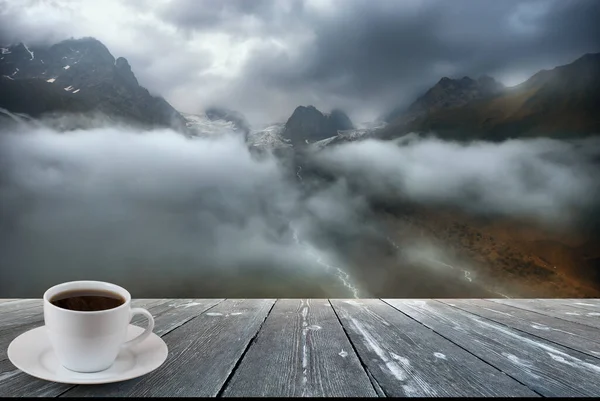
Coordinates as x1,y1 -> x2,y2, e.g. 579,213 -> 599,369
58,299 -> 227,398
142,298 -> 227,339
215,300 -> 277,398
437,300 -> 600,360
488,299 -> 600,329
551,300 -> 600,313
380,299 -> 545,397
54,385 -> 76,398
329,299 -> 387,397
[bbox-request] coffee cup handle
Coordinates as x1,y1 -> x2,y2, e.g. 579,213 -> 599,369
122,308 -> 155,348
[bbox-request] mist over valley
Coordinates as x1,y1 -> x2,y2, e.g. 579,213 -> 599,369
1,0 -> 600,298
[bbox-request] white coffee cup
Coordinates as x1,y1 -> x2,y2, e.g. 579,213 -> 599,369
43,280 -> 155,373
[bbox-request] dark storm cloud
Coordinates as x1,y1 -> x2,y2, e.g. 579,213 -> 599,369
161,0 -> 288,34
237,0 -> 600,119
0,0 -> 599,123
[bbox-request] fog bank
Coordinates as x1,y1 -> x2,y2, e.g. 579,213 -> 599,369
1,120 -> 599,297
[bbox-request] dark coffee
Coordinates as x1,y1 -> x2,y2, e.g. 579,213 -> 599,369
50,289 -> 125,312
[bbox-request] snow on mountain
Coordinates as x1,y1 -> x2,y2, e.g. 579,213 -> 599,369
183,111 -> 292,151
182,112 -> 239,137
309,122 -> 387,150
247,123 -> 292,150
0,38 -> 187,131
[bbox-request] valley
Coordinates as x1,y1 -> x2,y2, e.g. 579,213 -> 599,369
1,37 -> 599,299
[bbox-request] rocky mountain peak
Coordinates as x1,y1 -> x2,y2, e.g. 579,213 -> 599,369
397,74 -> 504,122
0,37 -> 187,131
114,56 -> 139,87
283,105 -> 354,146
378,52 -> 600,141
328,109 -> 354,131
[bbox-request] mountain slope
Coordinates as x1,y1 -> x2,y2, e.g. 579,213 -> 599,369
380,53 -> 600,140
384,75 -> 504,124
282,106 -> 354,147
205,107 -> 251,136
0,38 -> 187,131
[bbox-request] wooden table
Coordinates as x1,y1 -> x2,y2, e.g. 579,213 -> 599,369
1,298 -> 600,397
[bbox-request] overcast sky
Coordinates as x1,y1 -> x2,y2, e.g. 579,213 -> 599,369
1,0 -> 599,125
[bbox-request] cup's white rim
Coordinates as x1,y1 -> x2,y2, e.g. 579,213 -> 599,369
43,280 -> 131,315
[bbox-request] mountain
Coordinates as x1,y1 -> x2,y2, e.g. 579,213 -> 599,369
383,75 -> 505,124
182,112 -> 240,137
247,123 -> 291,151
282,106 -> 354,146
183,107 -> 250,139
380,53 -> 600,140
205,107 -> 251,136
0,38 -> 187,131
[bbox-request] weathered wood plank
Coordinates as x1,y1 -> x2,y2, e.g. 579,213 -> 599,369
562,299 -> 600,307
0,299 -> 221,397
0,300 -> 41,317
0,299 -> 170,363
384,299 -> 600,397
0,298 -> 161,312
0,299 -> 169,339
440,299 -> 600,359
130,299 -> 225,337
0,299 -> 166,337
0,304 -> 46,360
3,298 -> 600,397
451,300 -> 600,341
0,300 -> 18,305
0,304 -> 44,332
536,299 -> 600,313
330,299 -> 538,397
222,299 -> 377,397
0,358 -> 72,397
131,299 -> 173,309
61,299 -> 274,397
490,299 -> 600,329
0,320 -> 44,364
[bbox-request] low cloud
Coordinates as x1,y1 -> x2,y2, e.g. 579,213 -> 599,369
0,119 -> 359,297
312,135 -> 600,227
1,116 -> 599,298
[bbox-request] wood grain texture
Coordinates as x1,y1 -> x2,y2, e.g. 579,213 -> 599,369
62,299 -> 274,397
330,299 -> 538,397
0,299 -> 220,397
0,299 -> 166,335
0,299 -> 170,363
0,358 -> 72,397
0,300 -> 40,312
0,300 -> 42,325
561,299 -> 600,307
490,299 -> 600,329
2,299 -> 600,397
222,299 -> 377,397
537,299 -> 600,313
0,300 -> 166,343
0,308 -> 43,336
440,299 -> 600,358
130,299 -> 225,337
384,299 -> 600,397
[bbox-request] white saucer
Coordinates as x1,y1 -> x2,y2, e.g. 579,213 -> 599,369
7,325 -> 168,384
